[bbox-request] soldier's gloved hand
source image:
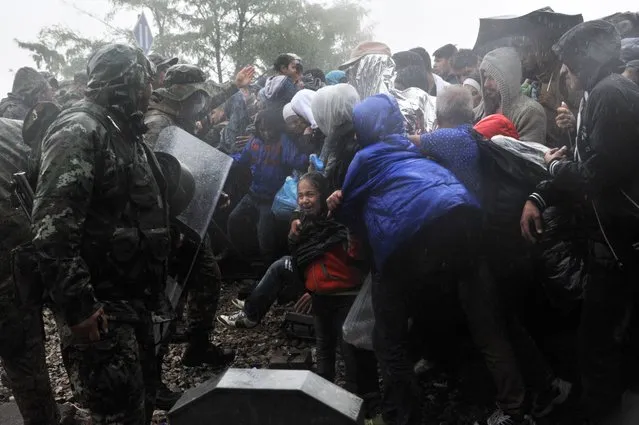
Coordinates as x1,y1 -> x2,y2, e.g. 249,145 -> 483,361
71,308 -> 108,342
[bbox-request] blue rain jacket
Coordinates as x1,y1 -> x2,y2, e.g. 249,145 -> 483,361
338,94 -> 479,269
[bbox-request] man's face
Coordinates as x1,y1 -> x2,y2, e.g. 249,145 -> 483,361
452,66 -> 476,85
153,69 -> 168,89
561,64 -> 582,93
622,67 -> 639,86
281,61 -> 302,80
481,70 -> 500,99
433,57 -> 451,76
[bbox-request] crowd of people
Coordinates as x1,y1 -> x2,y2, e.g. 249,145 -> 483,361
0,14 -> 639,425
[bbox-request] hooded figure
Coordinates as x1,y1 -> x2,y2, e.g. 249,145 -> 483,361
258,75 -> 299,109
524,20 -> 639,422
0,67 -> 52,120
337,94 -> 481,425
290,89 -> 317,128
338,94 -> 478,269
476,47 -> 547,143
311,84 -> 360,189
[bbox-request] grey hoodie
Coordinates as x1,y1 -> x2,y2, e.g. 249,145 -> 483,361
476,47 -> 547,143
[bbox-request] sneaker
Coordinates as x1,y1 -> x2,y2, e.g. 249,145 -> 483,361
486,409 -> 536,425
218,310 -> 258,329
155,381 -> 183,411
532,378 -> 572,418
232,298 -> 245,310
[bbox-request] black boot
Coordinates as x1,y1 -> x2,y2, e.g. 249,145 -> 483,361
155,352 -> 183,411
182,332 -> 236,368
156,380 -> 183,411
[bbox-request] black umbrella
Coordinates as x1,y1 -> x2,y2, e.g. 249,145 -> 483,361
473,7 -> 583,56
601,12 -> 639,39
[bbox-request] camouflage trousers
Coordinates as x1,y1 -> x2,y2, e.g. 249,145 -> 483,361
1,306 -> 59,425
166,237 -> 222,339
184,241 -> 222,336
63,319 -> 157,425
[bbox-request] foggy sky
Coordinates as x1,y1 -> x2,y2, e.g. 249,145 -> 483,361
0,0 -> 637,94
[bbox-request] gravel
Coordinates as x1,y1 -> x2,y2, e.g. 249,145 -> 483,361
0,281 -> 578,425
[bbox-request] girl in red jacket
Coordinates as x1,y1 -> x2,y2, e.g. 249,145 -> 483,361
291,172 -> 380,417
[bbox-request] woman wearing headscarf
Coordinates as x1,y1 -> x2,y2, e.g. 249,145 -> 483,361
463,76 -> 483,108
325,70 -> 347,85
311,84 -> 361,191
285,89 -> 323,155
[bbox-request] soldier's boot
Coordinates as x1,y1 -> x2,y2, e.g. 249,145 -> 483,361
155,354 -> 183,411
181,332 -> 236,368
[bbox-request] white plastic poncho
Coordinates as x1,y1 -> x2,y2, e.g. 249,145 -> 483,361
290,89 -> 317,129
311,84 -> 361,171
311,84 -> 360,137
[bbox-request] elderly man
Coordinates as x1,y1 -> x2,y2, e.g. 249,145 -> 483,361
522,21 -> 639,424
475,47 -> 547,143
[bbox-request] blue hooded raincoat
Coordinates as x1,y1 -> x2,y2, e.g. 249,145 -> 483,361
338,94 -> 479,270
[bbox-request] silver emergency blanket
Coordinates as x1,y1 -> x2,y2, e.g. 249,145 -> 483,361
391,87 -> 437,134
153,126 -> 233,243
344,54 -> 395,99
343,53 -> 437,135
491,135 -> 550,172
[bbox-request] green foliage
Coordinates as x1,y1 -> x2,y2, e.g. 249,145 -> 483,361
16,0 -> 371,83
16,26 -> 117,79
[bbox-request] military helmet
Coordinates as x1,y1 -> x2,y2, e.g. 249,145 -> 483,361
154,64 -> 212,102
86,44 -> 156,92
148,53 -> 179,71
11,67 -> 49,100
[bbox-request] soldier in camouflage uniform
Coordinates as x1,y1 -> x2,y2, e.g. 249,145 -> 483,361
0,67 -> 55,120
56,72 -> 89,109
147,54 -> 178,90
0,116 -> 60,425
144,63 -> 253,409
32,43 -> 169,425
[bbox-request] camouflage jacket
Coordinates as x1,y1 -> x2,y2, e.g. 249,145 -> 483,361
144,107 -> 177,150
0,95 -> 30,120
205,80 -> 237,110
32,100 -> 170,328
0,118 -> 31,282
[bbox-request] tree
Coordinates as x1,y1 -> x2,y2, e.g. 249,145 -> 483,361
17,0 -> 372,83
15,25 -> 127,80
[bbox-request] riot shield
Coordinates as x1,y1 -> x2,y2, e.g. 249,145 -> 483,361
153,126 -> 233,244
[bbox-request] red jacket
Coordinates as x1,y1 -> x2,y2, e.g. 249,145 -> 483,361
304,236 -> 363,294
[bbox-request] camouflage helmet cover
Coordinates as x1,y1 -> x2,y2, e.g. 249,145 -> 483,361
86,43 -> 156,92
11,67 -> 49,100
153,64 -> 212,102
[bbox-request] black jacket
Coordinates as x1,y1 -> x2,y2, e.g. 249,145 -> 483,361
530,74 -> 639,252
